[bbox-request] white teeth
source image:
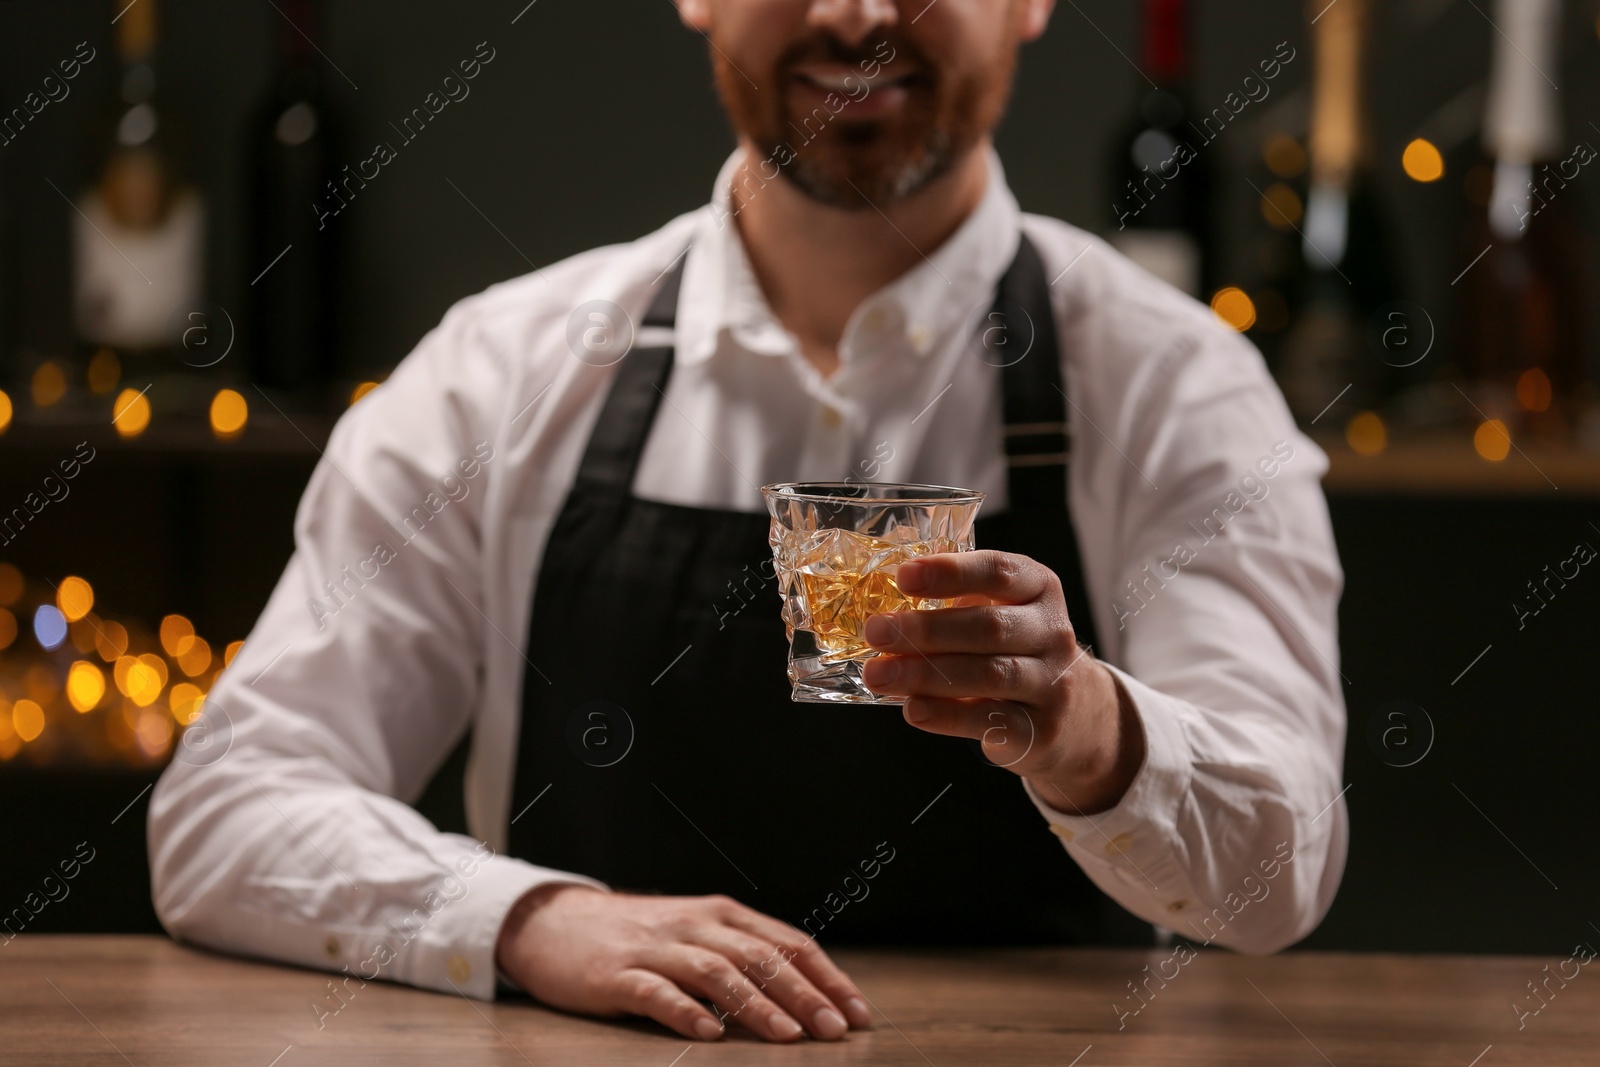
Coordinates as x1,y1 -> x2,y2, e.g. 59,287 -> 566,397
801,71 -> 910,92
804,72 -> 861,91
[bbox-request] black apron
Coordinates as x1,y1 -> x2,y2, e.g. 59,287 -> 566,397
507,236 -> 1151,946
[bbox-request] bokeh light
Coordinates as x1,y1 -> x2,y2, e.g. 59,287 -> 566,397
160,614 -> 195,657
33,605 -> 68,650
1260,183 -> 1304,229
0,608 -> 15,651
210,388 -> 248,437
0,388 -> 12,435
113,387 -> 152,437
136,709 -> 174,757
133,653 -> 169,706
1210,288 -> 1258,332
13,700 -> 45,743
113,655 -> 135,696
67,660 -> 107,713
177,636 -> 212,678
123,658 -> 164,706
1263,133 -> 1307,179
224,640 -> 245,667
31,361 -> 66,407
1346,411 -> 1387,457
169,683 -> 205,725
1516,368 -> 1552,412
351,381 -> 380,405
69,615 -> 100,654
95,620 -> 130,662
56,576 -> 95,622
1402,138 -> 1445,182
1474,419 -> 1512,462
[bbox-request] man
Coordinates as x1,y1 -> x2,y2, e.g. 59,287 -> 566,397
150,0 -> 1347,1046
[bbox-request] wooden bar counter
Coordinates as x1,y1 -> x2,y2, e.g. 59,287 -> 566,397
3,936 -> 1596,1064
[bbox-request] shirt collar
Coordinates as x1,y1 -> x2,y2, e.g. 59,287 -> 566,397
674,145 -> 1022,368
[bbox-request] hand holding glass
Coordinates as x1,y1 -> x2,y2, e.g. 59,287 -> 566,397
761,482 -> 985,704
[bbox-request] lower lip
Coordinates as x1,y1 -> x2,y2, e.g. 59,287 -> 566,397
788,76 -> 912,121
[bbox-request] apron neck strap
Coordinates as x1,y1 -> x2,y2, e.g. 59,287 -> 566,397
988,234 -> 1070,513
566,251 -> 688,496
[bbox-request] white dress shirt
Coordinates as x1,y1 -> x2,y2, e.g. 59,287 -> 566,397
149,148 -> 1348,1001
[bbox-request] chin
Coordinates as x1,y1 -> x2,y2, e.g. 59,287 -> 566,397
773,124 -> 958,208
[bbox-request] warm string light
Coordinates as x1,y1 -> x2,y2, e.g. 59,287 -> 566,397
1474,419 -> 1511,462
210,389 -> 248,438
1402,138 -> 1445,182
1516,368 -> 1552,412
57,577 -> 95,622
0,569 -> 244,764
113,386 -> 152,437
1345,411 -> 1387,456
1210,287 -> 1258,332
12,700 -> 45,743
31,362 -> 66,407
1261,184 -> 1304,229
67,661 -> 106,713
1263,133 -> 1307,179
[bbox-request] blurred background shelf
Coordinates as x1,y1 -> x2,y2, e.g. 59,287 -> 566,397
1319,431 -> 1600,495
0,409 -> 332,458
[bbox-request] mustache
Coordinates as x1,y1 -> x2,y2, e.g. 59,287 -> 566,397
775,32 -> 926,78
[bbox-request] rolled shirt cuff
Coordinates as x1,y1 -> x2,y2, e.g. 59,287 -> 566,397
1021,663 -> 1204,924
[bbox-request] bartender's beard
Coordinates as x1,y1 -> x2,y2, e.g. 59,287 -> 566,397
710,28 -> 1017,209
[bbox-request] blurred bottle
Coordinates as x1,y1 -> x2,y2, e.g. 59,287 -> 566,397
1249,131 -> 1311,371
1109,0 -> 1214,298
72,0 -> 204,374
1277,0 -> 1399,424
246,0 -> 340,396
1457,0 -> 1588,438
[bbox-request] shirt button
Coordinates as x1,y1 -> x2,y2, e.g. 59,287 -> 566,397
324,935 -> 341,960
446,954 -> 472,985
1166,899 -> 1190,913
907,325 -> 933,354
862,306 -> 892,333
1103,832 -> 1134,856
820,406 -> 842,429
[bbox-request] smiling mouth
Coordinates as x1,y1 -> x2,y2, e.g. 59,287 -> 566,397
790,66 -> 922,94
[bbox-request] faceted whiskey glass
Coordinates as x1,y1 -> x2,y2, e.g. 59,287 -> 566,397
761,482 -> 985,704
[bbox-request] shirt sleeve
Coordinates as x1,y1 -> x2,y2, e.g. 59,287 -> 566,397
147,303 -> 606,1002
1022,296 -> 1349,954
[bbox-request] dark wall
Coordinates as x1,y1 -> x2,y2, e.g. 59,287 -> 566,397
1305,494 -> 1600,955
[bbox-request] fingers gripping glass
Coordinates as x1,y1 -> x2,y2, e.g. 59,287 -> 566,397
761,482 -> 985,705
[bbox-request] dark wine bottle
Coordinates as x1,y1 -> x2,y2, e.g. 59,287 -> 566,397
73,0 -> 205,376
1108,0 -> 1214,298
1457,0 -> 1588,439
245,0 -> 340,395
1277,0 -> 1400,424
